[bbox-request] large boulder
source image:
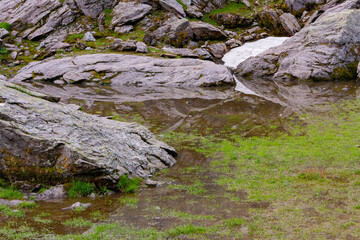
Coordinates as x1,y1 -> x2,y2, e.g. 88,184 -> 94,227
306,0 -> 360,25
109,1 -> 152,29
75,0 -> 117,18
143,18 -> 193,47
236,10 -> 360,81
191,0 -> 227,14
159,0 -> 186,17
283,0 -> 325,15
279,13 -> 301,36
0,80 -> 177,186
211,13 -> 253,28
190,21 -> 227,40
11,54 -> 234,87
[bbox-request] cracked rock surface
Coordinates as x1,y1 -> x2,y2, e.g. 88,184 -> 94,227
11,54 -> 234,87
0,80 -> 177,186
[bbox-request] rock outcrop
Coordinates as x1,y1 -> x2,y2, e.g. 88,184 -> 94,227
0,80 -> 177,186
12,54 -> 234,87
109,2 -> 152,29
237,9 -> 360,81
144,18 -> 193,47
190,21 -> 227,40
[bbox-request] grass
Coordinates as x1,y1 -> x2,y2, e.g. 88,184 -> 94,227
0,205 -> 24,218
65,33 -> 85,44
0,187 -> 23,200
118,175 -> 141,193
34,212 -> 52,224
68,181 -> 94,198
17,201 -> 38,209
64,217 -> 92,227
0,22 -> 11,31
118,196 -> 139,208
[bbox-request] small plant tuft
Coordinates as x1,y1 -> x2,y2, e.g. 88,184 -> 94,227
118,175 -> 141,193
68,181 -> 94,198
0,22 -> 11,31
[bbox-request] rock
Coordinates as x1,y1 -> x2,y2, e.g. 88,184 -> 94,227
241,0 -> 251,7
114,25 -> 134,34
312,0 -> 360,24
191,0 -> 227,14
110,2 -> 152,29
159,0 -> 186,18
12,54 -> 234,87
207,43 -> 227,59
63,202 -> 91,210
143,18 -> 193,48
83,32 -> 96,42
13,181 -> 33,191
109,40 -> 137,51
144,179 -> 164,187
136,41 -> 148,53
237,10 -> 360,81
257,9 -> 288,36
190,21 -> 227,40
193,48 -> 213,60
24,50 -> 31,57
35,185 -> 66,200
160,53 -> 177,58
75,0 -> 117,18
75,41 -> 87,50
0,75 -> 6,81
10,51 -> 17,60
279,13 -> 301,36
34,42 -> 71,60
187,40 -> 199,49
283,0 -> 325,15
162,47 -> 198,58
226,38 -> 242,49
4,43 -> 20,51
185,6 -> 203,19
0,29 -> 9,39
0,80 -> 177,185
0,199 -> 34,207
211,13 -> 253,28
247,26 -> 262,34
27,4 -> 78,40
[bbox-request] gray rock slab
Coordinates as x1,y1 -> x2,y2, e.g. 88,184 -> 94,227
236,9 -> 360,81
0,80 -> 177,185
12,54 -> 234,87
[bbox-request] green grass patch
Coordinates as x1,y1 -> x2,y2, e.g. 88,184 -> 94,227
68,181 -> 94,198
0,187 -> 23,200
65,33 -> 85,44
0,22 -> 11,31
118,196 -> 139,208
118,175 -> 141,193
17,201 -> 38,209
0,205 -> 24,218
64,217 -> 92,227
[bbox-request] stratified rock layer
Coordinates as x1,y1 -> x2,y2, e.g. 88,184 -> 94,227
237,10 -> 360,81
0,81 -> 176,186
12,54 -> 234,87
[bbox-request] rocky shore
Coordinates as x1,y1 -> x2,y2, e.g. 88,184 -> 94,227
1,0 -> 360,190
